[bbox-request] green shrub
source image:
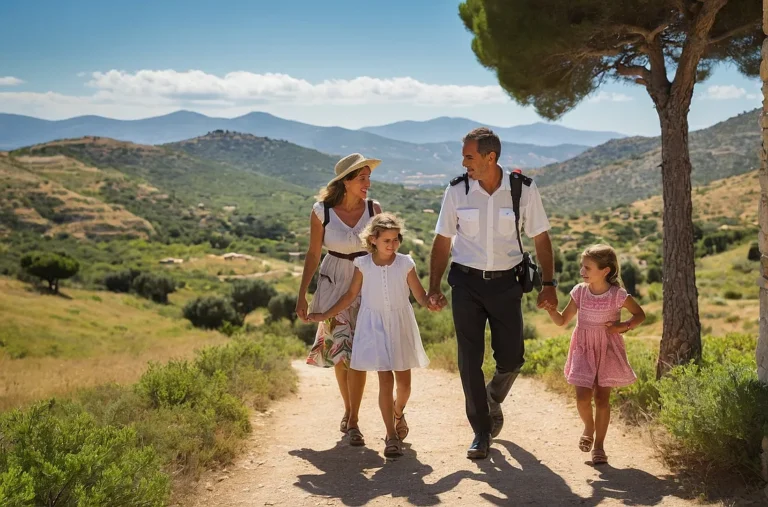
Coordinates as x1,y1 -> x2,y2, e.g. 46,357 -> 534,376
747,242 -> 760,262
731,259 -> 756,274
131,272 -> 177,303
658,363 -> 768,475
267,293 -> 298,323
294,322 -> 318,345
231,279 -> 277,316
646,264 -> 663,284
414,307 -> 455,345
723,289 -> 743,300
183,295 -> 242,329
620,261 -> 643,297
136,360 -> 208,409
522,322 -> 538,340
0,401 -> 169,506
104,268 -> 141,293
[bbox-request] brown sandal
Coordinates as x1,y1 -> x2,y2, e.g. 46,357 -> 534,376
591,448 -> 608,465
340,415 -> 349,433
383,436 -> 403,458
578,435 -> 594,452
347,427 -> 365,446
394,403 -> 409,440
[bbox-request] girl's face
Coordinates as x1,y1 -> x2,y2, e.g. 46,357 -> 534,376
579,257 -> 610,285
344,167 -> 372,200
370,229 -> 401,256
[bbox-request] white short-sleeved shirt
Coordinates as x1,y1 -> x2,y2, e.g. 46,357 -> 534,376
434,167 -> 550,271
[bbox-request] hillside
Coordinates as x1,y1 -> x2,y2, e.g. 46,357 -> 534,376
532,109 -> 760,212
0,112 -> 589,185
361,116 -> 626,146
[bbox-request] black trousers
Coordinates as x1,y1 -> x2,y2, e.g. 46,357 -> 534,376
448,264 -> 525,435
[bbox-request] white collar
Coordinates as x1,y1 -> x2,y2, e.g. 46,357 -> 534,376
468,165 -> 510,194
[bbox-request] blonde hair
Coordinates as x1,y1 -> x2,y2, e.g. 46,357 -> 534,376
581,244 -> 622,287
359,212 -> 405,253
315,167 -> 365,208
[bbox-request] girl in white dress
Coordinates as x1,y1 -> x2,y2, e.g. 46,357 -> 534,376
309,213 -> 431,457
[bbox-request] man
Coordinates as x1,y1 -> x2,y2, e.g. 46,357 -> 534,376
428,127 -> 558,459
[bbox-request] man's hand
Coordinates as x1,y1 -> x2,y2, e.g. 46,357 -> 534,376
427,290 -> 447,311
536,286 -> 558,311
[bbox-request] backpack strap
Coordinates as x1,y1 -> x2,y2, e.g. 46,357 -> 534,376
450,173 -> 470,194
322,202 -> 330,228
510,171 -> 532,255
367,199 -> 374,217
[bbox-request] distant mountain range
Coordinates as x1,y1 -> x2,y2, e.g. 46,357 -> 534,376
361,117 -> 626,146
0,110 -> 595,184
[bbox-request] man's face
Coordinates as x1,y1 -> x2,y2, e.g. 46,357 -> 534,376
462,140 -> 494,180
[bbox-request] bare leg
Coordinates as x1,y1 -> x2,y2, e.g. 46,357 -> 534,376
593,386 -> 612,450
575,386 -> 595,439
378,371 -> 397,439
394,369 -> 412,416
334,362 -> 351,418
346,368 -> 367,429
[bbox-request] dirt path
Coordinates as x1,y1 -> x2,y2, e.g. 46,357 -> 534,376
189,361 -> 712,507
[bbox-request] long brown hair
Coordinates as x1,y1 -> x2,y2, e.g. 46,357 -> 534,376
582,244 -> 622,287
315,168 -> 364,208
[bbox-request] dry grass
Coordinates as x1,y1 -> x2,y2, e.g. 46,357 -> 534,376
0,278 -> 228,410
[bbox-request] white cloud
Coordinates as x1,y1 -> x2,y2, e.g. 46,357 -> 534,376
0,76 -> 24,86
587,91 -> 633,103
702,85 -> 749,100
83,69 -> 510,106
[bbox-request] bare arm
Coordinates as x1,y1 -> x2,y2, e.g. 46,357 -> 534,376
295,210 -> 325,320
406,268 -> 429,308
309,268 -> 363,321
429,234 -> 452,294
547,298 -> 577,327
533,232 -> 558,310
606,295 -> 646,334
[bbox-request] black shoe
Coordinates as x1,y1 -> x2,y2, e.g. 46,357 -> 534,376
467,432 -> 491,459
488,387 -> 504,438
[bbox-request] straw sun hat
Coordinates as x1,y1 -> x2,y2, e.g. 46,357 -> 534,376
329,153 -> 381,184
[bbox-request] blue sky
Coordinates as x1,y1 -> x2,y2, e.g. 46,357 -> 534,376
0,0 -> 761,136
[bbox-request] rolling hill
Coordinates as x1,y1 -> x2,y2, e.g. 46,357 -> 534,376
532,109 -> 760,212
0,111 -> 589,185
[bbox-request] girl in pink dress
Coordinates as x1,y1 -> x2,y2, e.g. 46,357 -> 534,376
545,244 -> 646,465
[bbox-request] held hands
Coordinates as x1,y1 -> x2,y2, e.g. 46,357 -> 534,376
295,296 -> 309,322
307,312 -> 327,323
426,291 -> 448,312
537,286 -> 558,311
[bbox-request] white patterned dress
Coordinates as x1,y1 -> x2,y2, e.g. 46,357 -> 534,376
306,201 -> 374,368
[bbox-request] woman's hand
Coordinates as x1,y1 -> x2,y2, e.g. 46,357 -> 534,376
295,295 -> 309,322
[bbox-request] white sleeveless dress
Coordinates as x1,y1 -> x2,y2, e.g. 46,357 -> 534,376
306,201 -> 374,368
350,253 -> 430,372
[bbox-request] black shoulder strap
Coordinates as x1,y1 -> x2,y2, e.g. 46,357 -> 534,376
367,199 -> 374,217
450,173 -> 469,194
322,203 -> 330,227
510,172 -> 532,254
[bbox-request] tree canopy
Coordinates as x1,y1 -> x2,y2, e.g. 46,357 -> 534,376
459,0 -> 762,119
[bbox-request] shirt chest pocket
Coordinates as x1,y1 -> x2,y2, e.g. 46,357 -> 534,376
456,208 -> 480,237
498,208 -> 516,236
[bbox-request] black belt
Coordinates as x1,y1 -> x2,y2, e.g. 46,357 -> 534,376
328,251 -> 367,261
452,262 -> 518,280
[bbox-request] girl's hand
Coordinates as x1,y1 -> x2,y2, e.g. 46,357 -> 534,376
295,295 -> 309,322
307,313 -> 326,323
605,321 -> 629,334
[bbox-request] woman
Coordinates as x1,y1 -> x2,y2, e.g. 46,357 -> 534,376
296,152 -> 382,447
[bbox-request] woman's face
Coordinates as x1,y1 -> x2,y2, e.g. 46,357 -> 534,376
344,167 -> 372,200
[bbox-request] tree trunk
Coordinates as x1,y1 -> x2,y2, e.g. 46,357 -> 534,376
758,0 -> 768,485
655,105 -> 702,379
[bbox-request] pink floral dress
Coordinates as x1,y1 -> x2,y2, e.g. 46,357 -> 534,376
563,283 -> 637,389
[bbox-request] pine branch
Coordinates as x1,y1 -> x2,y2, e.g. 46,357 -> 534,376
708,20 -> 760,45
